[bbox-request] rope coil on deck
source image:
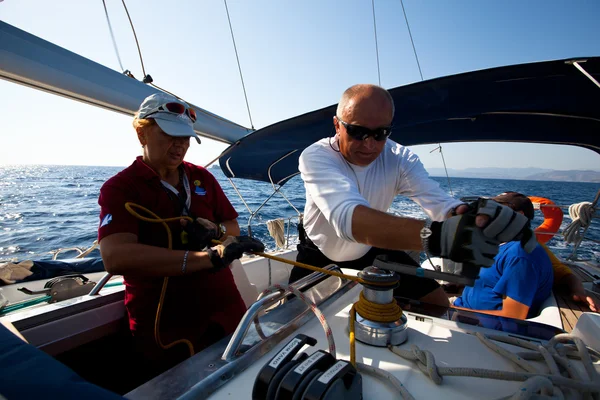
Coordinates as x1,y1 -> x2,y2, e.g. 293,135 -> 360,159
388,332 -> 600,399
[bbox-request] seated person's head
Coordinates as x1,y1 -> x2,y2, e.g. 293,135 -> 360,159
490,192 -> 534,221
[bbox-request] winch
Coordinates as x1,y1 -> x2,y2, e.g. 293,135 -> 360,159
350,266 -> 408,347
252,334 -> 362,400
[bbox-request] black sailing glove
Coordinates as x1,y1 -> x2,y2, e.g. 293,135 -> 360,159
181,218 -> 220,250
425,198 -> 537,267
207,236 -> 266,272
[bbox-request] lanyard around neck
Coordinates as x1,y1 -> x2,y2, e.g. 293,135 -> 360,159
161,170 -> 191,216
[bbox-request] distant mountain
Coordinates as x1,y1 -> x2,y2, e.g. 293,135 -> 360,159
524,170 -> 600,183
427,167 -> 600,183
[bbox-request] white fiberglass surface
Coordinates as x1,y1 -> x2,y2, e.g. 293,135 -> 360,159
208,283 -> 577,400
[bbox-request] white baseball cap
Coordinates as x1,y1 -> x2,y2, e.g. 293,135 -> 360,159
137,92 -> 201,144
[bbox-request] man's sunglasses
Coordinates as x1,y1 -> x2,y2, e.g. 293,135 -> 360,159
140,102 -> 197,123
336,117 -> 392,141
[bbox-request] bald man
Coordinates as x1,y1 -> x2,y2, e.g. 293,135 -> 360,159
290,84 -> 534,307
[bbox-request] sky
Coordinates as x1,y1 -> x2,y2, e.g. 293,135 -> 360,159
1,0 -> 599,171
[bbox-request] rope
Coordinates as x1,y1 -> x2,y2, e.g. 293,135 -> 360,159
563,202 -> 595,244
124,202 -> 195,358
223,0 -> 254,130
371,0 -> 381,86
266,219 -> 286,248
354,291 -> 403,322
260,284 -> 336,358
389,332 -> 600,398
357,362 -> 415,400
350,290 -> 403,366
101,0 -> 124,72
257,284 -> 411,399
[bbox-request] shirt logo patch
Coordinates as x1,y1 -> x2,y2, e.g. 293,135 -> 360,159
193,179 -> 206,195
100,214 -> 113,227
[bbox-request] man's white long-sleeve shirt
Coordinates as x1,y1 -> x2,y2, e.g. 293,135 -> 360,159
299,137 -> 462,262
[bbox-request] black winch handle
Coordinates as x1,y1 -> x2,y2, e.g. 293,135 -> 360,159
252,334 -> 317,400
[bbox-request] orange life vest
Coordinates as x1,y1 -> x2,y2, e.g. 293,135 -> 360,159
528,196 -> 563,244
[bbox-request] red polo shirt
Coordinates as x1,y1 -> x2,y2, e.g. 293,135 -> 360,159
98,157 -> 246,351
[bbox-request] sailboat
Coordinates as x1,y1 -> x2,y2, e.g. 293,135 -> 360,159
1,19 -> 600,400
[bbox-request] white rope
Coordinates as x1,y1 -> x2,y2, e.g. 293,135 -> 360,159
357,362 -> 415,399
563,202 -> 595,244
258,284 -> 336,358
389,333 -> 600,399
266,219 -> 286,248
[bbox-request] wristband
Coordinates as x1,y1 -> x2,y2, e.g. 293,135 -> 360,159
181,250 -> 189,274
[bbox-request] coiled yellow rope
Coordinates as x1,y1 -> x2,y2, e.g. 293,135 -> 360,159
124,202 -> 196,357
349,291 -> 403,366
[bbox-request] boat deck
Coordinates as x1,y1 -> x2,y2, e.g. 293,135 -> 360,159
557,263 -> 600,333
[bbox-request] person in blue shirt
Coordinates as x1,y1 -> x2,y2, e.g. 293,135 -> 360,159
453,192 -> 554,320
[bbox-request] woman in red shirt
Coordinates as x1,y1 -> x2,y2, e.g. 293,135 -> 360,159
97,92 -> 263,375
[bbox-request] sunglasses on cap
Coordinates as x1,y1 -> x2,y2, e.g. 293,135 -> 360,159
336,116 -> 392,141
140,102 -> 197,123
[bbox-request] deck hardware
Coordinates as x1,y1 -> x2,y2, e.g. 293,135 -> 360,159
252,334 -> 316,400
352,266 -> 408,347
253,335 -> 362,400
18,275 -> 96,303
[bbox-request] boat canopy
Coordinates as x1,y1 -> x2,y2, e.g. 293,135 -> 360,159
219,57 -> 600,185
0,21 -> 252,144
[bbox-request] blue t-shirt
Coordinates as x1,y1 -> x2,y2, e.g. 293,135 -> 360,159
454,241 -> 553,318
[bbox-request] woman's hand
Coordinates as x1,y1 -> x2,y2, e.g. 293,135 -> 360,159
207,236 -> 265,271
181,217 -> 220,250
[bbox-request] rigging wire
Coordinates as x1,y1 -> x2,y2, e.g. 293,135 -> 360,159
429,145 -> 454,196
223,0 -> 255,130
101,0 -> 125,72
106,0 -> 218,121
401,0 -> 452,195
371,0 -> 381,86
399,0 -> 423,81
120,0 -> 152,83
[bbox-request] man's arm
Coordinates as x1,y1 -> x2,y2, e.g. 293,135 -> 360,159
351,205 -> 424,250
100,233 -> 215,276
557,273 -> 598,312
453,297 -> 530,319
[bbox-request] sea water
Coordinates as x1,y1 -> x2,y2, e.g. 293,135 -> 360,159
0,164 -> 598,263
